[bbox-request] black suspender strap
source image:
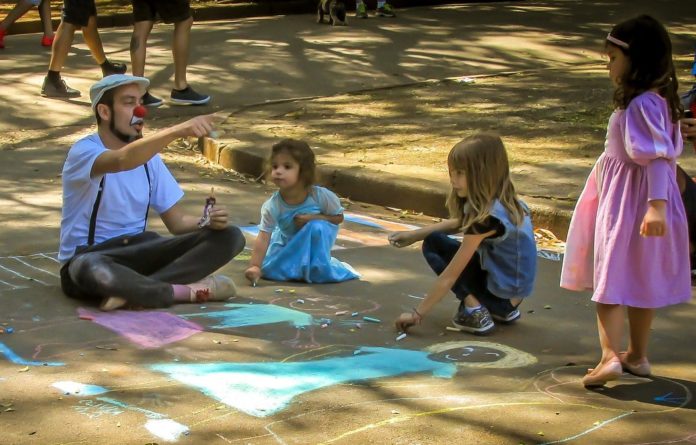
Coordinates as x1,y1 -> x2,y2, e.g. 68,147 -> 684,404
87,176 -> 105,246
86,163 -> 152,246
143,163 -> 151,231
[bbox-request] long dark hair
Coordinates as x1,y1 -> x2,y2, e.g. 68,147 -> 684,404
607,15 -> 682,122
267,139 -> 317,187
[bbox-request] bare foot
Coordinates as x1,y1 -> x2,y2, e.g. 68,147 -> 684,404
582,358 -> 622,388
619,351 -> 651,377
100,296 -> 128,311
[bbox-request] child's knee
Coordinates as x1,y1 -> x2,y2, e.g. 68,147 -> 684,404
204,225 -> 246,259
422,231 -> 447,252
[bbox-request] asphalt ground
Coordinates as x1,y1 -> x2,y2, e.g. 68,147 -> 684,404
0,1 -> 695,444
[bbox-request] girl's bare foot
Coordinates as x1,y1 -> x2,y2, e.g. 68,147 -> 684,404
619,351 -> 651,377
582,358 -> 622,388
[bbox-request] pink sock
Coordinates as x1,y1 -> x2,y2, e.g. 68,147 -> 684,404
172,284 -> 192,302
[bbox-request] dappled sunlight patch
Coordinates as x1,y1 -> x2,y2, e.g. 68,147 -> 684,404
224,38 -> 289,48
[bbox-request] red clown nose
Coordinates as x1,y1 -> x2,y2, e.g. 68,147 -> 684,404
133,105 -> 147,118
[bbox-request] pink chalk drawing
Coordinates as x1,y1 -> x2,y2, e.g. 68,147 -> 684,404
77,308 -> 203,348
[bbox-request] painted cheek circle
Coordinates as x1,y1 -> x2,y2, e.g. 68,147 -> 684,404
133,105 -> 147,118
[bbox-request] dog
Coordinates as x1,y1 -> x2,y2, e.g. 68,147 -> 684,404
317,0 -> 347,26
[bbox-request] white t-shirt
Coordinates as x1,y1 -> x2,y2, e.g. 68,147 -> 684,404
58,134 -> 184,263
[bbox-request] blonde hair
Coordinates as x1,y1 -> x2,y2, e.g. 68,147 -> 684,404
446,133 -> 526,231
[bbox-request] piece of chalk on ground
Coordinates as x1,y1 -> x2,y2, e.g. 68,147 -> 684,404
363,316 -> 381,323
396,333 -> 407,341
351,312 -> 359,317
445,326 -> 461,332
335,311 -> 348,316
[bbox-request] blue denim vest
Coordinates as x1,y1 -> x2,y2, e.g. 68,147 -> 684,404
477,200 -> 537,299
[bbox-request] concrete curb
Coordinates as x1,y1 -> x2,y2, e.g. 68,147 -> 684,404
4,0 -> 500,36
199,137 -> 574,239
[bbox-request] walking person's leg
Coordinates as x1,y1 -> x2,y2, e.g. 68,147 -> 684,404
621,306 -> 654,376
168,4 -> 210,105
38,0 -> 54,45
0,0 -> 35,48
42,18 -> 81,97
82,15 -> 127,76
172,16 -> 192,91
130,20 -> 153,78
582,303 -> 624,387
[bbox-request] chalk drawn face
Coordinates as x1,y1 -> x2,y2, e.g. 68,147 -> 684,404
270,295 -> 380,317
428,345 -> 506,365
425,341 -> 537,369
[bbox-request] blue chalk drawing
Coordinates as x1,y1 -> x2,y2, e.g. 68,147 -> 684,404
654,392 -> 687,405
343,214 -> 386,230
97,397 -> 166,419
52,381 -> 109,396
537,250 -> 562,261
151,346 -> 457,417
0,342 -> 64,366
180,303 -> 314,329
343,213 -> 419,231
240,225 -> 260,237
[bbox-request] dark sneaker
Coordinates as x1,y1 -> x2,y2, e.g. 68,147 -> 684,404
171,86 -> 211,105
41,76 -> 81,98
376,3 -> 396,17
452,306 -> 494,334
101,60 -> 127,77
355,2 -> 368,18
491,308 -> 521,324
142,91 -> 164,108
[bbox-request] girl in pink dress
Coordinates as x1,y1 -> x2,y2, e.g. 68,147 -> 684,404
560,15 -> 691,388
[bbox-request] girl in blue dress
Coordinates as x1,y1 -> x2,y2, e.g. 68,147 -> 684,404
244,139 -> 359,284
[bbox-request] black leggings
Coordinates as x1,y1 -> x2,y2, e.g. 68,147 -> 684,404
60,226 -> 245,308
421,231 -> 517,316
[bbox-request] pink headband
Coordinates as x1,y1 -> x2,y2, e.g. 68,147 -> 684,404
606,34 -> 629,49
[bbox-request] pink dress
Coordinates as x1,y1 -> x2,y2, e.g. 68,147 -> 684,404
561,92 -> 691,308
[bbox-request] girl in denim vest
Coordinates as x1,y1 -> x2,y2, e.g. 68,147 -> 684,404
391,133 -> 537,335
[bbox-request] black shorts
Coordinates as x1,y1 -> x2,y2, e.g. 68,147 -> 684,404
132,0 -> 192,24
62,0 -> 97,27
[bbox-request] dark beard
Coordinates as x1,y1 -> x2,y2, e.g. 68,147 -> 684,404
109,109 -> 142,143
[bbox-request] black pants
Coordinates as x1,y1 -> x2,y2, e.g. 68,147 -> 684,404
60,226 -> 245,308
421,231 -> 517,317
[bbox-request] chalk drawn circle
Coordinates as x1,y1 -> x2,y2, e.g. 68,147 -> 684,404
425,341 -> 537,369
270,295 -> 380,316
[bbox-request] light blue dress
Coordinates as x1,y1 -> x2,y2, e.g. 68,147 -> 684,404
259,186 -> 359,283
